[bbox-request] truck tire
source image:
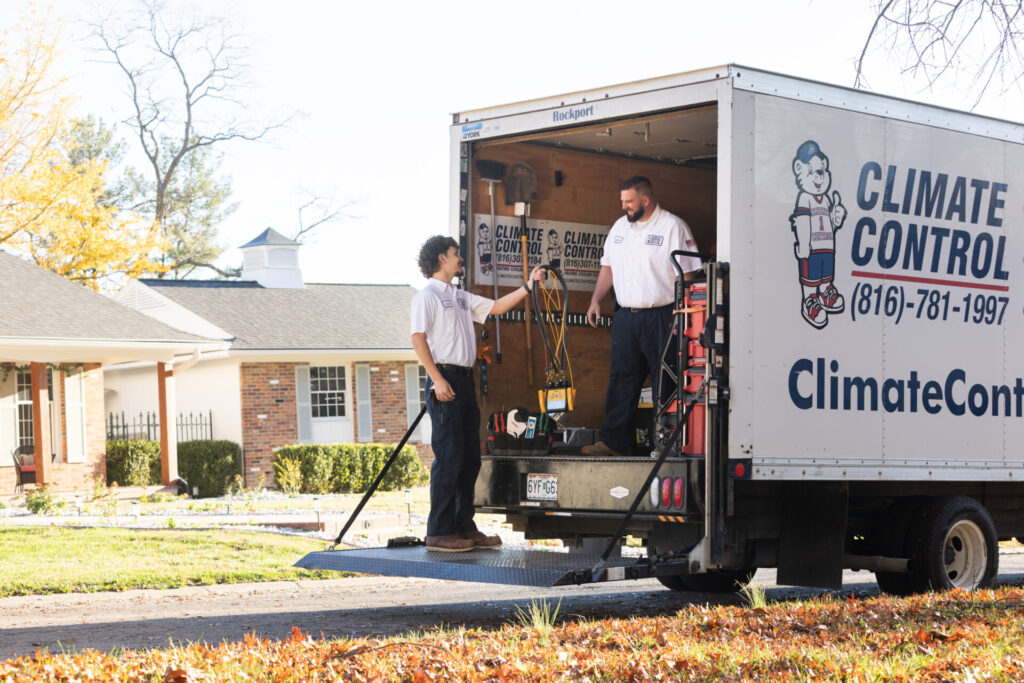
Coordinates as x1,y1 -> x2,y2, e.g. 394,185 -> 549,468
908,496 -> 998,592
655,575 -> 690,592
872,498 -> 924,596
656,569 -> 754,593
679,569 -> 755,593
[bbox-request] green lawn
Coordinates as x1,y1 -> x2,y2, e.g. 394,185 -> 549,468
0,527 -> 337,596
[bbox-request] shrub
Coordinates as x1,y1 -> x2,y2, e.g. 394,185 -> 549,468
273,443 -> 427,494
177,440 -> 242,498
274,457 -> 302,495
25,484 -> 65,515
105,440 -> 161,486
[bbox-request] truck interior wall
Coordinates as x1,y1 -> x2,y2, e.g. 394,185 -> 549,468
467,140 -> 717,434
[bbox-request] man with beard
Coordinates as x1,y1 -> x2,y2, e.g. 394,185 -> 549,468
582,176 -> 702,457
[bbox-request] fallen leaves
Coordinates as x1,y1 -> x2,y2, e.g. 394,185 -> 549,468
3,586 -> 1024,680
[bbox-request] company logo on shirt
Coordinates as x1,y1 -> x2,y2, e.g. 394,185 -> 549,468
456,293 -> 469,311
645,235 -> 664,246
440,298 -> 454,308
613,235 -> 624,244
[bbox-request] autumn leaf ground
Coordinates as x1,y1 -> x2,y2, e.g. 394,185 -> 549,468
4,586 -> 1024,681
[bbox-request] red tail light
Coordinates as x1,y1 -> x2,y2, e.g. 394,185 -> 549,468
673,477 -> 684,508
661,477 -> 671,507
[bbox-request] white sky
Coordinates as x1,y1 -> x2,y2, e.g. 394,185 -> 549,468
3,0 -> 1022,287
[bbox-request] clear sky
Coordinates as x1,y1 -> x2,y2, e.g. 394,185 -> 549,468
3,0 -> 1021,287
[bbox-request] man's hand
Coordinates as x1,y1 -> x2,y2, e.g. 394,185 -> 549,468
527,266 -> 545,288
587,301 -> 602,328
433,376 -> 456,402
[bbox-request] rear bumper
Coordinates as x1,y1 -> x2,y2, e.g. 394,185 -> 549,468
475,455 -> 698,521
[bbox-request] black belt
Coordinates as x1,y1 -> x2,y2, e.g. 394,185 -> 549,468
437,363 -> 473,376
626,304 -> 673,313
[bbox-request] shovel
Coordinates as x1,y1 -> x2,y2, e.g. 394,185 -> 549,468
505,161 -> 538,385
476,159 -> 505,363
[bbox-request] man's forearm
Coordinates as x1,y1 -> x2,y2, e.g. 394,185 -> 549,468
411,333 -> 442,383
590,266 -> 614,307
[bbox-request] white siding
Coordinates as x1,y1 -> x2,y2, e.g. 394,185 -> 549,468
0,373 -> 16,467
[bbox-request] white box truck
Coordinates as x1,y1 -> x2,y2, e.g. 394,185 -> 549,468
300,65 -> 1024,594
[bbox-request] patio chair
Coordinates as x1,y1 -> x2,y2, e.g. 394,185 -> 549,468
12,445 -> 35,493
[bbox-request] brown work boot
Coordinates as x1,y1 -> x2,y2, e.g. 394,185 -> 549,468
580,440 -> 623,457
462,530 -> 502,549
425,534 -> 475,552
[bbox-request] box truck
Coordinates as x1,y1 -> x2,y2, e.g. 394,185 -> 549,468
299,65 -> 1024,594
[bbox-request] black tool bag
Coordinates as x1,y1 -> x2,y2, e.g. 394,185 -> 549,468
487,408 -> 556,456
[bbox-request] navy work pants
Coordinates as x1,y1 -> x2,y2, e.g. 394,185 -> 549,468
599,306 -> 675,454
424,368 -> 481,537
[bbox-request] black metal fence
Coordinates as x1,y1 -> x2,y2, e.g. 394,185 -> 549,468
106,410 -> 214,441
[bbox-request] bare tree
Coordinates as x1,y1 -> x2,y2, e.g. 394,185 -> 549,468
291,192 -> 361,243
88,0 -> 287,277
855,0 -> 1024,109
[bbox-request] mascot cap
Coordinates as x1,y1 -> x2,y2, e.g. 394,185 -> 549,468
796,140 -> 824,163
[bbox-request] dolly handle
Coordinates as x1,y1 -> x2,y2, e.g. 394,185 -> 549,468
331,397 -> 431,548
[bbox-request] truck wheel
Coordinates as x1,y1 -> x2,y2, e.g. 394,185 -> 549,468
872,498 -> 923,596
656,575 -> 690,592
908,496 -> 998,592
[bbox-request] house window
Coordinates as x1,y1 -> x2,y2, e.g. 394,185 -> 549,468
15,370 -> 32,448
14,369 -> 58,450
310,366 -> 346,418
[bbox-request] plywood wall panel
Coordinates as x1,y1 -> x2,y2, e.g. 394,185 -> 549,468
466,142 -> 716,440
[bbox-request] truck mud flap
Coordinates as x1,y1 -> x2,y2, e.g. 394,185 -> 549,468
295,547 -> 686,587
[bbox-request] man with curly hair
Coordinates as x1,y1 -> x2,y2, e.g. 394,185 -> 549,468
411,235 -> 543,552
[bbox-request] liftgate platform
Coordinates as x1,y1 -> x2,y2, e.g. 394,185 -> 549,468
293,546 -> 674,587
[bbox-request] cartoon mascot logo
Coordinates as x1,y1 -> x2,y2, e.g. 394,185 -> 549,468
789,140 -> 848,329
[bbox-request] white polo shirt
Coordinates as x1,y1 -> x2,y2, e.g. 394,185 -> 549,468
600,205 -> 701,308
410,278 -> 494,368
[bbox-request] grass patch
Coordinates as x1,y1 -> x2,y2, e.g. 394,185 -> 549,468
0,527 -> 336,596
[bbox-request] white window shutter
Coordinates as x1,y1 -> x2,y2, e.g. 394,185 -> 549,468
65,368 -> 87,463
49,373 -> 63,463
295,365 -> 312,443
355,364 -> 372,442
0,372 -> 16,466
405,364 -> 422,440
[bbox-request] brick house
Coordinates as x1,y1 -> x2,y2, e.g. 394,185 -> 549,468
104,229 -> 429,486
0,250 -> 228,493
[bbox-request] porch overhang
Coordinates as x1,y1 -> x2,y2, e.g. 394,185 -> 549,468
0,338 -> 230,365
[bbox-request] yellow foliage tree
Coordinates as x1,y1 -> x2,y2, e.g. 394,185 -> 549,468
0,12 -> 166,291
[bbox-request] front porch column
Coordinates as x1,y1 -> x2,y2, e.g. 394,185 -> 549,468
157,362 -> 178,484
30,362 -> 52,484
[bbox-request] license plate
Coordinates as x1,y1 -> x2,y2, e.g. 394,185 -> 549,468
526,473 -> 557,501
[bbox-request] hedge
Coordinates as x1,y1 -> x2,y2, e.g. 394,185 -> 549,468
104,439 -> 241,497
177,440 -> 243,498
105,440 -> 161,486
273,443 -> 428,494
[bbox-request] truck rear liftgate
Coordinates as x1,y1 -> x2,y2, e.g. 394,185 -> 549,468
295,545 -> 690,588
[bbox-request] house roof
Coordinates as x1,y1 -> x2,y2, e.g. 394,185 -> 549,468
0,250 -> 226,363
136,279 -> 418,351
239,228 -> 300,248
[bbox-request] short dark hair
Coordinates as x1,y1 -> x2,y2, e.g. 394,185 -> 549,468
417,235 -> 458,278
620,176 -> 653,198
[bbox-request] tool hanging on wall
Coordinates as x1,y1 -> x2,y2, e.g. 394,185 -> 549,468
532,265 -> 575,414
476,160 -> 506,363
505,161 -> 538,386
477,343 -> 493,398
